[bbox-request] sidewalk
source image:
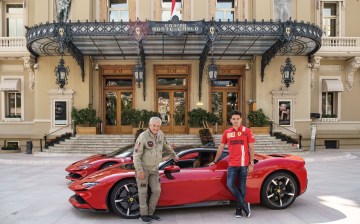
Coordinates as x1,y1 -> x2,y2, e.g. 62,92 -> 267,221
0,148 -> 358,165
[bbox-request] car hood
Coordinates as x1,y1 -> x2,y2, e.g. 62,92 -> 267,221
81,164 -> 135,181
67,154 -> 106,166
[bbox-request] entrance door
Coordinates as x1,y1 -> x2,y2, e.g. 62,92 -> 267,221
211,78 -> 243,133
154,66 -> 189,134
157,91 -> 186,134
103,76 -> 134,134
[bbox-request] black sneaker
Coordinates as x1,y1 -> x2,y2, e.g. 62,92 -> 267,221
139,216 -> 152,223
242,202 -> 251,218
235,207 -> 242,218
149,214 -> 161,221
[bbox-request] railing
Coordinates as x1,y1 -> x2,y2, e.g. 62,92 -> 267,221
321,37 -> 360,47
270,121 -> 302,149
44,124 -> 73,150
0,37 -> 27,48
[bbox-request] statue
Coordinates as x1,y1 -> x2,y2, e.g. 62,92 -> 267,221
57,0 -> 72,23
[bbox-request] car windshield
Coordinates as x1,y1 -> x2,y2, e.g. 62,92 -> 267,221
106,144 -> 134,157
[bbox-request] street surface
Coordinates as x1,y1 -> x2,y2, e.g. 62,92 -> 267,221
0,150 -> 359,224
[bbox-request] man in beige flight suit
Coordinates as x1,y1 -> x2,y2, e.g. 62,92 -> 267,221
133,117 -> 178,223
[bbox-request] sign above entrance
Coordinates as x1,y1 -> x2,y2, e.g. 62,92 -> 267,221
149,16 -> 203,37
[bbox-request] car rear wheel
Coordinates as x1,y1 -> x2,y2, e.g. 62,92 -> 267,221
260,172 -> 298,209
110,179 -> 140,218
99,162 -> 117,170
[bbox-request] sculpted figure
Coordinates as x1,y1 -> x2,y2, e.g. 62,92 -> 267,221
57,0 -> 72,22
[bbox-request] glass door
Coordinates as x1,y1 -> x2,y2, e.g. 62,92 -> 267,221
157,91 -> 186,134
211,78 -> 242,133
103,77 -> 134,134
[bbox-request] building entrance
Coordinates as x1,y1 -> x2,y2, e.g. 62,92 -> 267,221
211,76 -> 244,133
103,76 -> 134,134
155,65 -> 190,134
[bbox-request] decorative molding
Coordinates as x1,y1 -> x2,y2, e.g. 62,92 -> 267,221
319,65 -> 342,71
310,56 -> 322,90
346,57 -> 360,91
23,56 -> 35,91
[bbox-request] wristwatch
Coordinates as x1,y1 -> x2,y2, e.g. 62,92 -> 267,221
213,160 -> 218,164
250,161 -> 254,165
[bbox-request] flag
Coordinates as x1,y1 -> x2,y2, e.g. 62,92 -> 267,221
171,0 -> 176,16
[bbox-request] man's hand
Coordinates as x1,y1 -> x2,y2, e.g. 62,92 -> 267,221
248,164 -> 254,173
173,156 -> 179,162
137,171 -> 145,180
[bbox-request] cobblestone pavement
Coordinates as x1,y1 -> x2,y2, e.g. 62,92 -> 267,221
0,149 -> 359,224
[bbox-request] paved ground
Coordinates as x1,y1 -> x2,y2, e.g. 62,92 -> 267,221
0,149 -> 359,224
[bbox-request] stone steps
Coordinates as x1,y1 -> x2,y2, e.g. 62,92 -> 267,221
43,134 -> 300,154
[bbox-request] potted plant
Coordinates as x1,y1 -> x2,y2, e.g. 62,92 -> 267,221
72,104 -> 101,134
247,108 -> 271,134
188,108 -> 219,135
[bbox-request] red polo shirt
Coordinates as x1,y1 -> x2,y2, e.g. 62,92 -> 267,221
221,126 -> 255,166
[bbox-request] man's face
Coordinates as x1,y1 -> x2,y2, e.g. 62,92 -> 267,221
230,114 -> 242,127
149,121 -> 161,134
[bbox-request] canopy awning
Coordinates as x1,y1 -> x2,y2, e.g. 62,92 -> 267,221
0,79 -> 21,91
25,17 -> 322,100
322,79 -> 344,92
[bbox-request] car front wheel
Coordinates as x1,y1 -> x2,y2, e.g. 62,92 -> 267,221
260,172 -> 298,209
110,179 -> 140,218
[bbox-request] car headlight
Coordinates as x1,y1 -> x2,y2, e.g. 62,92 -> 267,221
82,182 -> 99,189
78,164 -> 91,170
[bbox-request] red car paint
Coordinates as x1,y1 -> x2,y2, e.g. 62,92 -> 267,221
65,145 -> 134,180
68,148 -> 307,218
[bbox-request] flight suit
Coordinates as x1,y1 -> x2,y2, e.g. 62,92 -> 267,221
133,129 -> 178,216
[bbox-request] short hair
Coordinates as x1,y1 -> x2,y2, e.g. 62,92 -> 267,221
149,116 -> 162,126
230,110 -> 242,118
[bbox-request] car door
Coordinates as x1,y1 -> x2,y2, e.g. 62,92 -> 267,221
157,152 -> 232,207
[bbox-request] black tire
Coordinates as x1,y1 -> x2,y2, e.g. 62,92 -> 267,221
99,162 -> 117,170
260,172 -> 298,209
110,179 -> 140,218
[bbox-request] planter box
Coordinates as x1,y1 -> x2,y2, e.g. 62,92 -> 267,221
250,126 -> 269,135
76,126 -> 97,135
189,127 -> 213,135
132,128 -> 146,135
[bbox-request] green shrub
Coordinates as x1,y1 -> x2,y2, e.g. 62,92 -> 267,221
188,108 -> 220,127
247,109 -> 271,127
72,105 -> 101,127
1,145 -> 19,150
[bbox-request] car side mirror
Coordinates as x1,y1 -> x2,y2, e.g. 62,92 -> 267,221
164,165 -> 180,179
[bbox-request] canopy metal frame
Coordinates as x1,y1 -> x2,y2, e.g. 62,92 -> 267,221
26,17 -> 322,100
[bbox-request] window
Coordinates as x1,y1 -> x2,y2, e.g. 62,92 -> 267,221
5,92 -> 22,118
5,4 -> 24,37
320,1 -> 344,37
322,92 -> 338,117
1,78 -> 23,121
109,0 -> 129,22
215,0 -> 234,21
321,78 -> 343,119
162,0 -> 182,21
323,3 -> 337,36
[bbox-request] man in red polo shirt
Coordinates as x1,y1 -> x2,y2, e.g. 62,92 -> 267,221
210,110 -> 255,218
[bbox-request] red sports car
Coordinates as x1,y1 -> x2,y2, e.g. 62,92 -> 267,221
65,144 -> 134,180
68,147 -> 307,218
